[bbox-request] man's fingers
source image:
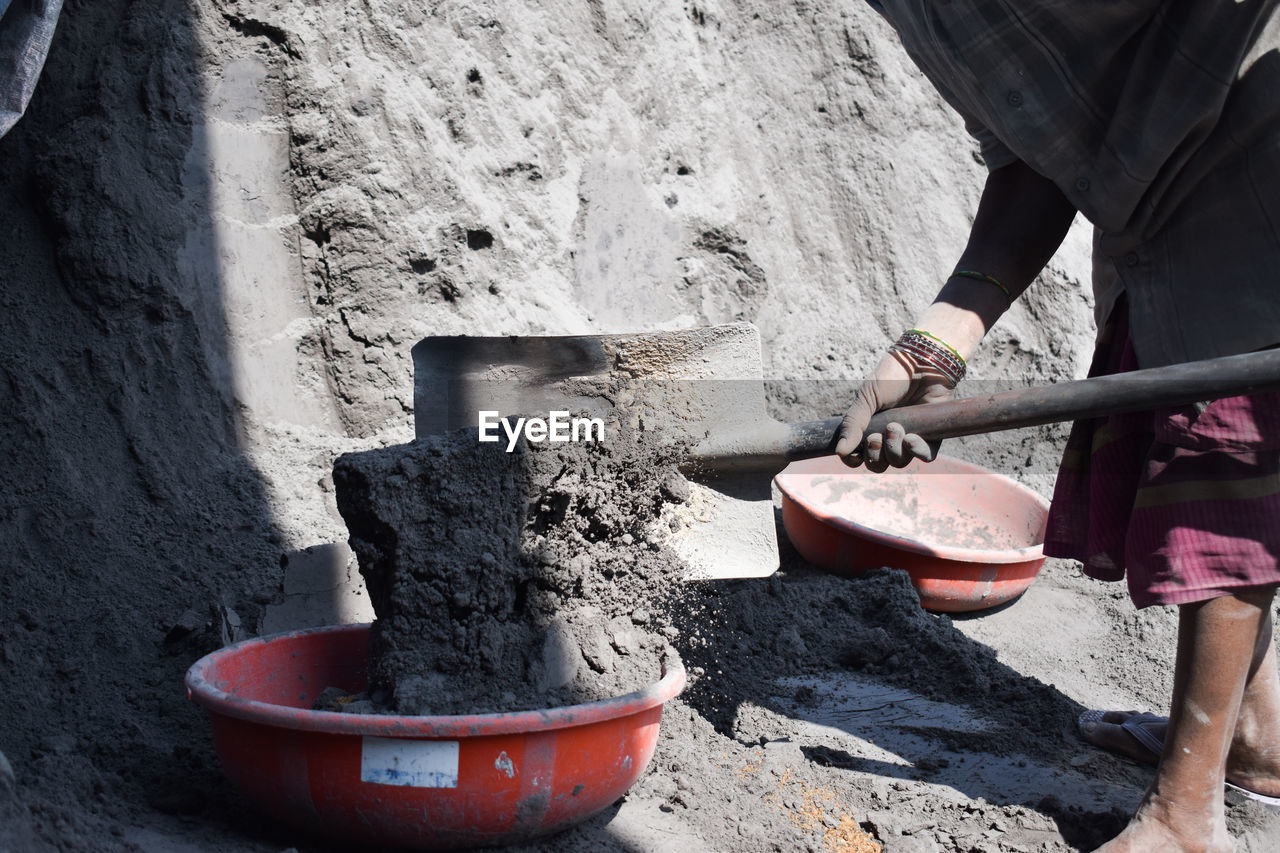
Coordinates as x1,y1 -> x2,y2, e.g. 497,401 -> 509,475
863,431 -> 939,473
835,397 -> 876,459
883,422 -> 905,466
847,428 -> 940,471
834,430 -> 858,459
903,433 -> 936,463
860,432 -> 890,471
834,412 -> 868,456
861,431 -> 889,473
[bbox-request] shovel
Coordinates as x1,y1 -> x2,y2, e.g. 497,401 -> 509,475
413,323 -> 1280,580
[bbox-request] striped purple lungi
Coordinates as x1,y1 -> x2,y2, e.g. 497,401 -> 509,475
1043,299 -> 1280,609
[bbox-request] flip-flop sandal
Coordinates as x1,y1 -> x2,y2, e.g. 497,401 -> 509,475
1077,709 -> 1163,764
1078,709 -> 1280,808
1225,780 -> 1280,808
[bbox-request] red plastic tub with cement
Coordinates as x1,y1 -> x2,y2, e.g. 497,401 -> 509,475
776,455 -> 1050,612
185,623 -> 685,849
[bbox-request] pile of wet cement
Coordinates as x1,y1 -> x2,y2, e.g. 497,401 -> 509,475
333,421 -> 693,715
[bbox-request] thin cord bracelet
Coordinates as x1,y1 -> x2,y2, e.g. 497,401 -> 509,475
952,269 -> 1012,301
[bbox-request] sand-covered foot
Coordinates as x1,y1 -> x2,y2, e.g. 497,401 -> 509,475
1225,710 -> 1280,801
1094,794 -> 1233,853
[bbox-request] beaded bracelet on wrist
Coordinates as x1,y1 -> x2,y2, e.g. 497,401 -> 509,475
890,329 -> 966,388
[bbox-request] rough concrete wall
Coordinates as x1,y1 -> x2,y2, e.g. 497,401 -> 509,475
248,0 -> 1093,431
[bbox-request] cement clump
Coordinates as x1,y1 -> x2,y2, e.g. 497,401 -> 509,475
334,418 -> 690,715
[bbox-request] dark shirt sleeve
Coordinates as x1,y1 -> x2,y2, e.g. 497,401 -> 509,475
927,67 -> 1020,172
864,0 -> 1017,171
960,113 -> 1019,172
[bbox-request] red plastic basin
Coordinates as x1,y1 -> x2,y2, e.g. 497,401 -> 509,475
185,623 -> 685,849
776,455 -> 1050,612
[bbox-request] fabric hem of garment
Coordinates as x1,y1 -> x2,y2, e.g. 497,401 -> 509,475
1127,580 -> 1280,610
1041,542 -> 1123,582
1042,541 -> 1279,609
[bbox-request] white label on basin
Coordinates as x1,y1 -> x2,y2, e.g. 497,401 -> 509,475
360,737 -> 459,788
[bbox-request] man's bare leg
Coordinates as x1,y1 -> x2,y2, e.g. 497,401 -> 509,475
1096,588 -> 1277,853
1228,608 -> 1280,796
1081,601 -> 1280,797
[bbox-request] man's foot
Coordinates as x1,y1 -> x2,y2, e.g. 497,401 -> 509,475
1079,709 -> 1280,802
1092,792 -> 1234,853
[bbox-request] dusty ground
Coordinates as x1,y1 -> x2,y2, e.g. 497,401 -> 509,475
1,1 -> 1277,851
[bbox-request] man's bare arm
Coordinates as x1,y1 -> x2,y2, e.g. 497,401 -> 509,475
835,159 -> 1079,466
915,159 -> 1079,360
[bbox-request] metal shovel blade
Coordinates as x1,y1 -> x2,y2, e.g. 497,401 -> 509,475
412,324 -> 781,580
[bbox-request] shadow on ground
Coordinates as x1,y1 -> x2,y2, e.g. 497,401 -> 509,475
660,549 -> 1137,851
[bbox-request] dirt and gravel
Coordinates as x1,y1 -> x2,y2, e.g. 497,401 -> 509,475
2,1 -> 1278,852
